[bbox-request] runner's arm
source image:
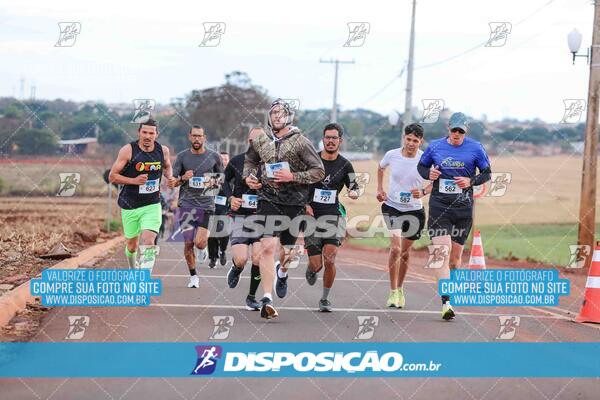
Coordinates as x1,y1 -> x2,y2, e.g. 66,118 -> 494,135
417,145 -> 434,179
346,162 -> 360,192
292,137 -> 325,184
472,166 -> 492,186
108,145 -> 137,185
422,182 -> 433,195
242,142 -> 260,179
170,153 -> 186,187
161,145 -> 173,180
377,165 -> 386,192
222,161 -> 235,199
471,144 -> 492,186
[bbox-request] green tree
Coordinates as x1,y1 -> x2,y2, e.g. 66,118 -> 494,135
98,128 -> 127,145
14,129 -> 59,155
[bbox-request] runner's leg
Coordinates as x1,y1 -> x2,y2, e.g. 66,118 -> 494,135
449,241 -> 464,271
397,238 -> 414,288
321,244 -> 338,300
259,236 -> 277,298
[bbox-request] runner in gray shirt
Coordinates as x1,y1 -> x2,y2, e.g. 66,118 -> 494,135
170,125 -> 224,288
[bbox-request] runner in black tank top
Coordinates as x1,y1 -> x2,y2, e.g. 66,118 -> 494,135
118,140 -> 165,210
108,119 -> 174,272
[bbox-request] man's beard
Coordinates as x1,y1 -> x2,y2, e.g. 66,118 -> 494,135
324,147 -> 337,154
192,143 -> 203,150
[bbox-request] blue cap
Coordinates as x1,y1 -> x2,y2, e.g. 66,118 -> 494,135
449,112 -> 469,131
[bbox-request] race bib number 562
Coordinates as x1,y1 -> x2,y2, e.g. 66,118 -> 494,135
439,178 -> 461,194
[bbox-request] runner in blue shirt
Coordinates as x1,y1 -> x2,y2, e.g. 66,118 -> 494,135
417,112 -> 492,320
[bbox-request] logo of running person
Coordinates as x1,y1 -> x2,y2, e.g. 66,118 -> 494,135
561,99 -> 586,124
199,22 -> 226,47
354,316 -> 379,340
191,345 -> 222,375
421,99 -> 445,123
344,22 -> 370,47
487,172 -> 512,197
485,22 -> 512,47
566,245 -> 590,269
56,173 -> 81,197
346,172 -> 370,197
55,22 -> 81,47
425,245 -> 449,269
65,316 -> 89,340
209,316 -> 234,340
496,316 -> 520,340
131,99 -> 156,124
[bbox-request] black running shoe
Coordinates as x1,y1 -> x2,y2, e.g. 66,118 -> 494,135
227,265 -> 243,288
319,299 -> 332,312
219,252 -> 227,266
208,259 -> 216,269
275,262 -> 288,298
245,295 -> 261,311
305,267 -> 317,286
260,297 -> 278,319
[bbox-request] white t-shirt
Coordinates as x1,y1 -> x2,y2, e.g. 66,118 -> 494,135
379,148 -> 424,211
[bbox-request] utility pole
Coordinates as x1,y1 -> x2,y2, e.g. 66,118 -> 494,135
19,77 -> 25,100
319,59 -> 355,123
578,1 -> 600,270
403,0 -> 417,127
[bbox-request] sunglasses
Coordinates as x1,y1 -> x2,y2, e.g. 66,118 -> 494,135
324,136 -> 340,140
450,128 -> 466,134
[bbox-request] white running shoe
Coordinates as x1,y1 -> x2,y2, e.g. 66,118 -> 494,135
188,275 -> 200,288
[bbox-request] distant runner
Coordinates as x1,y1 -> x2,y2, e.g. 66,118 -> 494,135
170,125 -> 224,288
224,127 -> 265,311
207,151 -> 231,268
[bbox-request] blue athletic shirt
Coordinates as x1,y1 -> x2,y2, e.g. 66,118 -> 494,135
419,136 -> 490,209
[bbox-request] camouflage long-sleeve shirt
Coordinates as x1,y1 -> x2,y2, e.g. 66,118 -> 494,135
243,127 -> 325,206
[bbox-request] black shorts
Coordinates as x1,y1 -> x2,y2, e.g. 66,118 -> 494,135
177,207 -> 213,242
230,215 -> 261,246
304,215 -> 346,256
381,203 -> 425,241
256,201 -> 305,246
427,204 -> 473,245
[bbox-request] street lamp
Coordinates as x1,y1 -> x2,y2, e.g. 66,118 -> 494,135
568,28 -> 590,64
388,110 -> 401,127
567,12 -> 600,273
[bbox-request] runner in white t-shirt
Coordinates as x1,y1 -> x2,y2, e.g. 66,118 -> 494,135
377,123 -> 432,309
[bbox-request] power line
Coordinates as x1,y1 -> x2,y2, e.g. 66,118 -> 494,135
415,0 -> 560,71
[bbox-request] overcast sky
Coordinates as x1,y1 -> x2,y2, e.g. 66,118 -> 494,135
0,0 -> 594,122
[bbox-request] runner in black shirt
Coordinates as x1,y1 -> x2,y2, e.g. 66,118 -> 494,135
304,123 -> 359,312
223,127 -> 265,311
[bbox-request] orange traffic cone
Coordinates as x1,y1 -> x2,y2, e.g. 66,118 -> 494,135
468,230 -> 486,270
575,242 -> 600,323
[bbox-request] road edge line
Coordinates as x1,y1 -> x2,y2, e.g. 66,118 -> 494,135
0,235 -> 125,328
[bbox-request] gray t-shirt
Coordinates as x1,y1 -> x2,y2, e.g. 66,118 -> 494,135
173,148 -> 224,210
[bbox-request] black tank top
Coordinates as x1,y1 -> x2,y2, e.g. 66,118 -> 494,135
118,141 -> 164,209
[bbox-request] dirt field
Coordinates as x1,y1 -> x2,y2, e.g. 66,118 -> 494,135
0,197 -> 119,292
346,155 -> 600,226
0,157 -> 111,196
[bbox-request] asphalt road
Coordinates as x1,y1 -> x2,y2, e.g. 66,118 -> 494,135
2,239 -> 599,400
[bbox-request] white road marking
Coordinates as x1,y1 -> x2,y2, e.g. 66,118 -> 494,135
150,303 -> 570,320
152,274 -> 428,284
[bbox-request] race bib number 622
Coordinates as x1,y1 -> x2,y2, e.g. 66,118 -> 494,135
139,178 -> 159,194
